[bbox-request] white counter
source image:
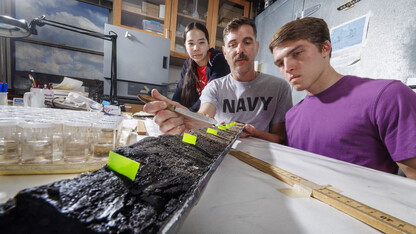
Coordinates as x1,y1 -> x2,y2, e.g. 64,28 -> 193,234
179,138 -> 416,233
1,137 -> 415,233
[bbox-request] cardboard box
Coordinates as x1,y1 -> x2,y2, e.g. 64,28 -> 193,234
219,20 -> 228,28
219,4 -> 243,20
142,2 -> 160,18
122,1 -> 142,13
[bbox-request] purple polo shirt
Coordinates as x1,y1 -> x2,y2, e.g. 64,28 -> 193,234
286,76 -> 416,174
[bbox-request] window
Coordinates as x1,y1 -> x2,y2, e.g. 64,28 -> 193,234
11,0 -> 109,91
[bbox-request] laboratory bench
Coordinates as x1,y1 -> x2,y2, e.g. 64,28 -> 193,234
1,135 -> 415,233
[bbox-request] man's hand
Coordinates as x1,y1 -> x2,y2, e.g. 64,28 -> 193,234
240,124 -> 257,138
397,158 -> 416,180
240,123 -> 286,144
143,89 -> 214,135
143,89 -> 188,135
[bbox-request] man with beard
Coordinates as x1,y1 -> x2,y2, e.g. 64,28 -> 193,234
144,17 -> 293,143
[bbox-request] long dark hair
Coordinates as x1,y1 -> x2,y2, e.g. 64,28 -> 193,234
181,22 -> 209,108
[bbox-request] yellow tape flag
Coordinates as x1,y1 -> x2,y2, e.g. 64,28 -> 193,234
207,127 -> 218,135
107,151 -> 140,181
183,133 -> 197,145
226,124 -> 231,129
218,125 -> 226,130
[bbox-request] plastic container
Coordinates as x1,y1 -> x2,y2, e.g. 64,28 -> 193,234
0,119 -> 19,164
92,122 -> 116,159
52,120 -> 64,162
142,20 -> 164,34
0,92 -> 8,106
65,92 -> 103,112
63,121 -> 91,163
20,121 -> 54,164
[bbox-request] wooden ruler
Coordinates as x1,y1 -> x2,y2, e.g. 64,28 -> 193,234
229,149 -> 416,234
136,121 -> 147,135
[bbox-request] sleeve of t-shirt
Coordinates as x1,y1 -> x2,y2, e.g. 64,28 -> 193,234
199,80 -> 219,110
271,79 -> 293,124
375,81 -> 416,162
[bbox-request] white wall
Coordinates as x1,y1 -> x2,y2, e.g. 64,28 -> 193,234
255,0 -> 416,105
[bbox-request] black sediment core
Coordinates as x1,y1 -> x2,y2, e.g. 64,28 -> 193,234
0,124 -> 244,233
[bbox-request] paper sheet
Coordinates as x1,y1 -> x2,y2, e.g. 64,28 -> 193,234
330,13 -> 371,68
143,118 -> 164,137
54,77 -> 83,90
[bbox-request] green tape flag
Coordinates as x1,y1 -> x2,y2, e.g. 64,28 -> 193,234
226,124 -> 231,129
218,125 -> 226,130
107,151 -> 140,181
207,127 -> 218,135
183,133 -> 197,145
230,122 -> 236,126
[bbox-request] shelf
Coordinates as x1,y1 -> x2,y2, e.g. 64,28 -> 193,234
114,0 -> 251,63
122,9 -> 165,22
170,50 -> 188,66
117,24 -> 165,37
170,50 -> 188,60
177,12 -> 206,23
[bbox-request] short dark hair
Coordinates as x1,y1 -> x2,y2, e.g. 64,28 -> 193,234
269,17 -> 331,56
223,17 -> 257,41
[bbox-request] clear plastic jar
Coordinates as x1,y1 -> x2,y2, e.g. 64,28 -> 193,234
0,119 -> 19,164
63,121 -> 91,163
52,120 -> 64,162
20,120 -> 54,164
92,122 -> 116,159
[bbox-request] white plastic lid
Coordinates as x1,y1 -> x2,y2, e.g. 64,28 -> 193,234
0,118 -> 18,127
63,120 -> 91,127
19,120 -> 54,129
93,122 -> 116,129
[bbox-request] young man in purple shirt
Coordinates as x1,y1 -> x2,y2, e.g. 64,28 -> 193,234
269,17 -> 416,179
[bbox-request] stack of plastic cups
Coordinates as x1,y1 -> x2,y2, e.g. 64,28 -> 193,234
20,120 -> 54,164
100,116 -> 122,148
92,122 -> 117,161
63,120 -> 91,163
78,116 -> 97,158
44,116 -> 64,162
0,118 -> 19,164
0,106 -> 120,164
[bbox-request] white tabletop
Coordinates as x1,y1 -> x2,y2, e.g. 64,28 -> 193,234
1,137 -> 415,233
179,138 -> 416,233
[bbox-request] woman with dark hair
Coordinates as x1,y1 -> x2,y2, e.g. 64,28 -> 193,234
172,22 -> 230,112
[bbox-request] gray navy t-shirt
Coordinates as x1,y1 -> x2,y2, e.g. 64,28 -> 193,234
200,73 -> 293,132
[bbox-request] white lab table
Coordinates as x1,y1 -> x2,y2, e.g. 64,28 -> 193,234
178,138 -> 416,233
1,137 -> 415,233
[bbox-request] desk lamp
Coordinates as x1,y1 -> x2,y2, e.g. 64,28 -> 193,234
0,15 -> 118,104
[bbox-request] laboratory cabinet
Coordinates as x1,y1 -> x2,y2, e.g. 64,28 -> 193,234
113,0 -> 251,60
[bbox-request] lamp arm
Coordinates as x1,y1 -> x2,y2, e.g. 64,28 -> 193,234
29,15 -> 113,41
110,35 -> 117,104
29,15 -> 119,104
